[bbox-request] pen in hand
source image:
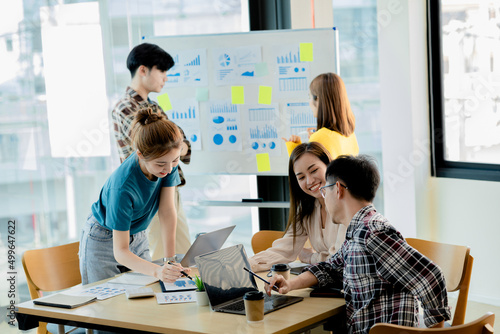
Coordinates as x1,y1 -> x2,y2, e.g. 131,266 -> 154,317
167,261 -> 193,280
243,267 -> 280,292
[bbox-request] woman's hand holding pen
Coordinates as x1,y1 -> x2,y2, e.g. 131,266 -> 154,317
156,262 -> 191,283
265,274 -> 291,296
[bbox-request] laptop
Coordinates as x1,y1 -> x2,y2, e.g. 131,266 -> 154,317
194,244 -> 303,315
177,225 -> 236,267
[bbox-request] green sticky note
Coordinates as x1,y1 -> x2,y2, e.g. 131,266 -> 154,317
231,86 -> 245,104
258,86 -> 272,105
255,62 -> 269,77
299,43 -> 314,62
157,93 -> 172,111
196,87 -> 209,101
256,153 -> 271,172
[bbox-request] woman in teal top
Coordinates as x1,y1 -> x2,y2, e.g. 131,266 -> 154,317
80,106 -> 191,285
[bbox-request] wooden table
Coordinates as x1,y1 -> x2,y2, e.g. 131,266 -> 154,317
16,273 -> 345,334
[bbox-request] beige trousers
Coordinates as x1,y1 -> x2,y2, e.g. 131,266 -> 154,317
147,188 -> 191,261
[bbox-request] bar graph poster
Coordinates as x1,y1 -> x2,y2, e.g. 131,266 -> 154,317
274,45 -> 310,97
212,45 -> 262,86
165,48 -> 208,87
207,100 -> 242,151
166,98 -> 202,150
286,102 -> 316,141
243,104 -> 282,156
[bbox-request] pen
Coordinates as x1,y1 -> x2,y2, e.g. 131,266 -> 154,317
243,267 -> 280,292
167,261 -> 193,280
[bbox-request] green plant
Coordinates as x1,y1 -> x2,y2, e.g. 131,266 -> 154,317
193,275 -> 205,292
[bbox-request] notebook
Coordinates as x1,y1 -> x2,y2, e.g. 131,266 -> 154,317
177,225 -> 236,267
194,244 -> 303,315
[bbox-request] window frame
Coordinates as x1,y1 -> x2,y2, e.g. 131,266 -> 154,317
428,0 -> 500,181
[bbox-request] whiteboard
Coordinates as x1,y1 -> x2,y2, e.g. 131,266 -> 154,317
145,28 -> 338,176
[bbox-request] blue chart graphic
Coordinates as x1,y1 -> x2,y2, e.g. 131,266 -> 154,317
227,125 -> 237,130
219,54 -> 231,67
190,134 -> 198,142
171,106 -> 196,120
250,125 -> 278,139
213,116 -> 224,124
288,103 -> 316,124
279,77 -> 308,91
277,49 -> 300,64
218,69 -> 232,80
241,71 -> 254,77
173,55 -> 179,63
229,135 -> 237,143
249,108 -> 276,121
210,103 -> 237,114
185,55 -> 200,66
213,134 -> 223,145
251,142 -> 259,150
167,72 -> 180,83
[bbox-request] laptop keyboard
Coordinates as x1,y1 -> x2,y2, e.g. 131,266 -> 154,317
223,299 -> 245,312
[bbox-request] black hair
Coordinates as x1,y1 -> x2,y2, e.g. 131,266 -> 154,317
325,155 -> 380,202
126,43 -> 175,78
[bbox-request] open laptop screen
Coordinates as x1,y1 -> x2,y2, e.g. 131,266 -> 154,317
195,244 -> 256,308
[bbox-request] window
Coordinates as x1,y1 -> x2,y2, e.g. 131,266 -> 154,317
0,0 -> 247,313
429,0 -> 500,180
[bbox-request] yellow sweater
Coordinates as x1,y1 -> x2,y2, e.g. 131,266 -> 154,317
286,127 -> 359,158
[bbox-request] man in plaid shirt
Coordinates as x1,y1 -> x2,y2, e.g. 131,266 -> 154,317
266,155 -> 451,333
111,43 -> 192,260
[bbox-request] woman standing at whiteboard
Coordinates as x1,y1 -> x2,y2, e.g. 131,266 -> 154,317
283,72 -> 359,159
79,106 -> 190,284
249,142 -> 346,271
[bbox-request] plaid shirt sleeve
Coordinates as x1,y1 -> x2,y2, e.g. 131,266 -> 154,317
366,228 -> 451,327
111,100 -> 135,163
305,245 -> 344,288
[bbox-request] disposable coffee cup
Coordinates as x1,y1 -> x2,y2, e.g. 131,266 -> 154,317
269,263 -> 290,280
243,291 -> 265,323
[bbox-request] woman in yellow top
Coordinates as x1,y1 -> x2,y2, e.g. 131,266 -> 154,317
284,72 -> 359,158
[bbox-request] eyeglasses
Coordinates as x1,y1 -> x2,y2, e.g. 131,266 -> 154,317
319,182 -> 348,198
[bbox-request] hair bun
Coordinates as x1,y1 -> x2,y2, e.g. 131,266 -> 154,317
136,105 -> 164,125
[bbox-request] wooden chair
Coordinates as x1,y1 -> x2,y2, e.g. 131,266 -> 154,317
369,312 -> 495,334
22,241 -> 91,334
406,238 -> 474,326
251,230 -> 284,254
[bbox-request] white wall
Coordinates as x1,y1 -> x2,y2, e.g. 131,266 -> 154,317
378,0 -> 500,305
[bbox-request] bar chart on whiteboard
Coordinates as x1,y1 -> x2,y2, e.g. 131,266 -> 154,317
207,100 -> 242,151
243,104 -> 281,156
287,102 -> 317,140
166,99 -> 202,150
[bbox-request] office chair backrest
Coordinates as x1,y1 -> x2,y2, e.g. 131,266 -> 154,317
369,312 -> 494,334
22,242 -> 82,334
406,238 -> 474,326
251,230 -> 284,254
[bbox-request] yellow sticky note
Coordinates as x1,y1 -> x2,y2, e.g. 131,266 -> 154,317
299,43 -> 314,62
157,93 -> 173,111
231,86 -> 245,104
258,86 -> 272,105
256,153 -> 271,172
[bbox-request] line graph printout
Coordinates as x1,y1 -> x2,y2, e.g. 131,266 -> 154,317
243,104 -> 282,156
165,49 -> 208,87
207,100 -> 242,151
212,45 -> 262,86
286,102 -> 316,140
166,98 -> 202,150
274,44 -> 310,97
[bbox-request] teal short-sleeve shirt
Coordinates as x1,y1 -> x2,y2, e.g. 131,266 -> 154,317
91,152 -> 180,234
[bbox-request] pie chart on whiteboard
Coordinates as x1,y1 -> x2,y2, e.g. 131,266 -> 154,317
213,134 -> 223,145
